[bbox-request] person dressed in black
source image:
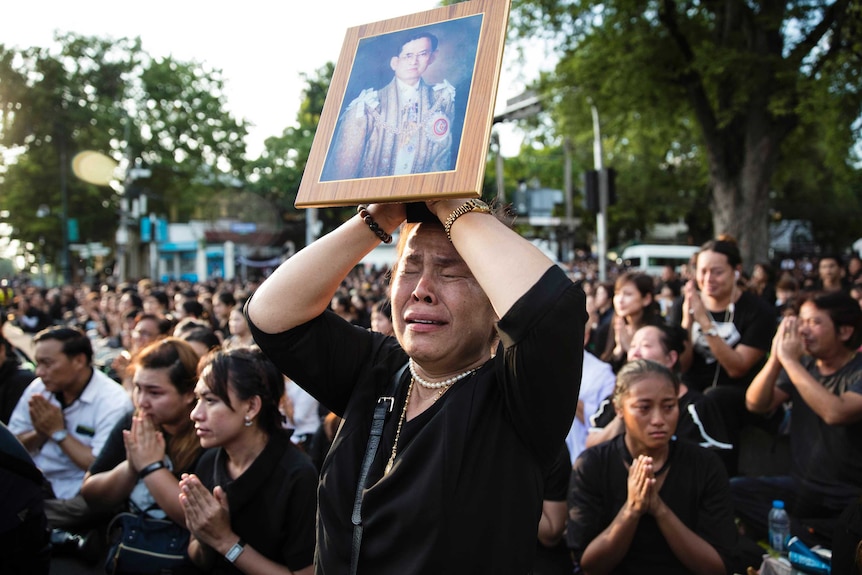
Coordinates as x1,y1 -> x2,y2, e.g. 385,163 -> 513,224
179,348 -> 317,575
0,421 -> 50,575
568,360 -> 736,574
245,199 -> 585,573
0,327 -> 35,425
674,236 -> 776,474
534,444 -> 575,575
14,292 -> 52,335
734,290 -> 862,551
586,324 -> 733,462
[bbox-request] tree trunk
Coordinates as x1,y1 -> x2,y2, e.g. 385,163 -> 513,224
710,115 -> 782,271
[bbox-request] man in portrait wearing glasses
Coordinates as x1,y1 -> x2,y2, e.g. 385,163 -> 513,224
322,31 -> 456,181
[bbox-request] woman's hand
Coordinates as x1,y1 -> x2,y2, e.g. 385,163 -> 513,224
112,351 -> 131,381
424,199 -> 464,224
179,474 -> 235,553
123,413 -> 165,472
683,280 -> 710,328
625,455 -> 655,517
365,203 -> 406,234
613,314 -> 632,357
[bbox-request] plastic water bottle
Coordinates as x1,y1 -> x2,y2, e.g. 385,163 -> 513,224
768,499 -> 791,553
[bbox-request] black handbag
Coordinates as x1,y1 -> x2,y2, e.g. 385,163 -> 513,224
104,510 -> 194,575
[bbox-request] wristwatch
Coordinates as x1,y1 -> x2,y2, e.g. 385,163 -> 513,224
225,538 -> 245,563
703,324 -> 720,337
51,429 -> 69,443
443,199 -> 491,241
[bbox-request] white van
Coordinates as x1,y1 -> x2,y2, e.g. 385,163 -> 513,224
618,244 -> 699,277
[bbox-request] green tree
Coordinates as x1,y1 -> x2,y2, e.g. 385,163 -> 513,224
246,63 -> 333,213
0,32 -> 249,280
512,0 -> 862,264
245,62 -> 355,246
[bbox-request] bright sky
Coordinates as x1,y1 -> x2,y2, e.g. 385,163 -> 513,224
1,0 -> 544,158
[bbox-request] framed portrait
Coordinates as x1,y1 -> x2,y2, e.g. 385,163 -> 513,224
296,0 -> 512,208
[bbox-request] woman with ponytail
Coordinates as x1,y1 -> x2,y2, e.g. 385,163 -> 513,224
179,347 -> 316,575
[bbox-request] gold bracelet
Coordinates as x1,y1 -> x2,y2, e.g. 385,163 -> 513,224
443,199 -> 491,241
357,205 -> 393,244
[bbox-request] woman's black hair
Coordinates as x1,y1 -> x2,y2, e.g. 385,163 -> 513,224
612,359 -> 680,410
698,234 -> 742,268
199,347 -> 286,436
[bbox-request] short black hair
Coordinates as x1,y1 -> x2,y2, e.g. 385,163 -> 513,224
180,327 -> 221,354
698,235 -> 742,268
395,31 -> 439,57
33,326 -> 93,365
148,290 -> 170,309
796,290 -> 862,350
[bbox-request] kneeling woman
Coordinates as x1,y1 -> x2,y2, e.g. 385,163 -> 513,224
568,359 -> 736,575
179,347 -> 316,575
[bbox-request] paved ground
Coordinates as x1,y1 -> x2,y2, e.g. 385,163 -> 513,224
50,556 -> 103,574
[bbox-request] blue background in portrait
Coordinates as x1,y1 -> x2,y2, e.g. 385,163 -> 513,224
323,14 -> 483,178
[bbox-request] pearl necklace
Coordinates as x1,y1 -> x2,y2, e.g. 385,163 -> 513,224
408,358 -> 477,390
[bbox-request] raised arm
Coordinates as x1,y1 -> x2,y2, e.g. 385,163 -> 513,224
776,315 -> 862,425
247,204 -> 406,334
746,317 -> 791,414
425,199 -> 556,318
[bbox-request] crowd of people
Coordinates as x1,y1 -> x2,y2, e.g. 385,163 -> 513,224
1,219 -> 862,574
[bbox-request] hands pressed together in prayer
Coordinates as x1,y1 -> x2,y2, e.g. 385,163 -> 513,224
612,315 -> 634,358
626,454 -> 668,519
773,314 -> 804,366
123,412 -> 165,472
683,280 -> 710,329
28,395 -> 65,438
179,473 -> 235,554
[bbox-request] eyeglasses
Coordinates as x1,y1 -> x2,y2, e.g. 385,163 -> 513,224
398,50 -> 431,61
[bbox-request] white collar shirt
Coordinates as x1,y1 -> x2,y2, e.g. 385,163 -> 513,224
8,368 -> 133,499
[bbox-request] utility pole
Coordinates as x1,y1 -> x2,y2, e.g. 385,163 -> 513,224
591,104 -> 608,281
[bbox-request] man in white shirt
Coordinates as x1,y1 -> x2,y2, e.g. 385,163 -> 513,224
8,326 -> 132,532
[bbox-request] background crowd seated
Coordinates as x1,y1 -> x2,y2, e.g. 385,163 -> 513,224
1,248 -> 861,573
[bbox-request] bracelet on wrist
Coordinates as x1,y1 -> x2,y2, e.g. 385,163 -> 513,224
357,205 -> 393,244
138,460 -> 166,479
442,199 -> 491,241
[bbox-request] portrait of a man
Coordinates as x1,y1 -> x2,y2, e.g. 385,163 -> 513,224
321,16 -> 481,182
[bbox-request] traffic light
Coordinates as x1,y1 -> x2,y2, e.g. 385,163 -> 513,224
584,170 -> 599,212
583,168 -> 616,213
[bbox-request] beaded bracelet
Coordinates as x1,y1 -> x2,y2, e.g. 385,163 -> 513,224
357,205 -> 393,244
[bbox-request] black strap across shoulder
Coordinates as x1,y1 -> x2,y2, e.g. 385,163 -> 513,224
349,361 -> 408,575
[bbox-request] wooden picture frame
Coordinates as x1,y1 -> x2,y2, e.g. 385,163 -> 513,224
296,0 -> 512,208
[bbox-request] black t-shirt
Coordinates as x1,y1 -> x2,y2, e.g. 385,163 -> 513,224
248,266 -> 586,575
778,353 -> 862,503
195,431 -> 317,574
568,435 -> 737,574
672,290 -> 775,391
